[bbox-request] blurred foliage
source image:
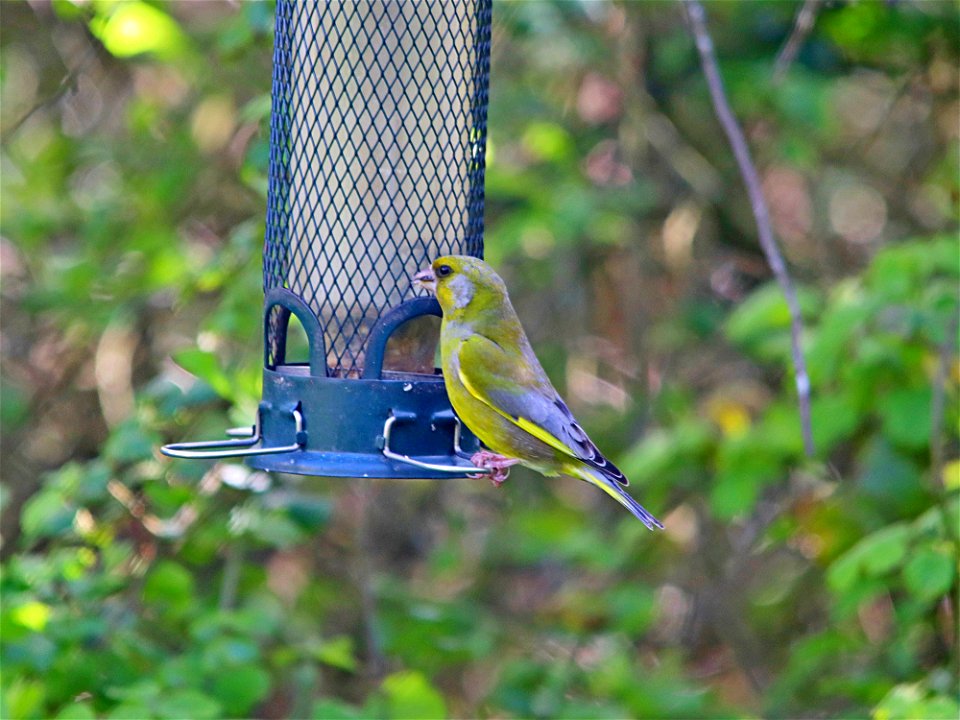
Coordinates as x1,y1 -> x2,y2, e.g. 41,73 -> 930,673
1,1 -> 958,719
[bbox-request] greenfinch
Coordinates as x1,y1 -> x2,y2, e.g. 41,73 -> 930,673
413,255 -> 663,530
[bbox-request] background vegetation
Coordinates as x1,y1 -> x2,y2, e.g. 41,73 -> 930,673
1,1 -> 957,718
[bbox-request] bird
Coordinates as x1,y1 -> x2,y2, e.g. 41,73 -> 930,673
413,255 -> 663,530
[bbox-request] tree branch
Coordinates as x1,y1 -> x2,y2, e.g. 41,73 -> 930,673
351,485 -> 387,679
684,0 -> 815,457
0,46 -> 96,148
773,0 -> 821,85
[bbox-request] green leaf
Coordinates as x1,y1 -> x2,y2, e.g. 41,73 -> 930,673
9,601 -> 53,632
142,561 -> 195,616
710,470 -> 763,521
857,439 -> 926,513
50,0 -> 87,19
157,655 -> 204,690
943,459 -> 960,492
2,678 -> 46,720
248,511 -> 307,548
89,2 -> 187,59
240,94 -> 273,123
381,671 -> 446,720
726,284 -> 792,342
229,595 -> 285,638
107,704 -> 155,720
710,438 -> 782,519
860,524 -> 911,575
1,376 -> 30,431
879,388 -> 932,450
827,548 -> 865,594
606,585 -> 658,634
872,682 -> 925,720
202,637 -> 260,670
827,524 -> 911,593
20,490 -> 75,540
54,703 -> 97,720
810,392 -> 860,454
155,690 -> 221,720
922,695 -> 960,720
871,683 -> 960,720
309,635 -> 358,672
173,348 -> 234,400
103,420 -> 161,464
312,699 -> 368,720
521,122 -> 573,162
902,547 -> 956,602
619,421 -> 713,484
806,281 -> 874,384
866,235 -> 960,302
210,664 -> 271,716
106,681 -> 161,704
725,282 -> 819,358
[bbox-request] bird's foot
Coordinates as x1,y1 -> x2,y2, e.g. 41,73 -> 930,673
468,450 -> 519,487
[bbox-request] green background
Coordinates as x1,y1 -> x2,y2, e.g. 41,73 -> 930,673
1,1 -> 957,718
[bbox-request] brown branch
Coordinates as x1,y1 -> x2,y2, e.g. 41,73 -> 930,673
351,485 -> 387,679
684,0 -> 815,457
693,502 -> 773,693
773,0 -> 821,85
218,542 -> 244,611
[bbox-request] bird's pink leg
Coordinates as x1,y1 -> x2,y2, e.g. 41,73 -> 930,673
468,450 -> 519,487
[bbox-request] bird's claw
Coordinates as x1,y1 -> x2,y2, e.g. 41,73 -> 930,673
468,450 -> 519,487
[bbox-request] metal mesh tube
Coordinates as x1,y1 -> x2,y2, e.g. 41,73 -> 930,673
264,0 -> 491,377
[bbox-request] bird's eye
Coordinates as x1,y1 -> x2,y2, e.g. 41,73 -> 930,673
436,264 -> 453,278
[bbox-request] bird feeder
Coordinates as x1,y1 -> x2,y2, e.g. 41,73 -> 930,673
162,0 -> 492,478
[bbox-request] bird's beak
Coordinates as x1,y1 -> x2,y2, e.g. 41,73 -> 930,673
412,267 -> 436,294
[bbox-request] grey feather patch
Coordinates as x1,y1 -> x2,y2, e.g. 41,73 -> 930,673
448,274 -> 475,310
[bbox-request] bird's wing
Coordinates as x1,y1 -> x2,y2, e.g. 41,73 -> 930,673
458,334 -> 628,486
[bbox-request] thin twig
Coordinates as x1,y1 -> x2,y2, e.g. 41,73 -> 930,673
0,46 -> 96,147
684,0 -> 815,457
351,484 -> 387,679
219,542 -> 243,611
843,72 -> 916,164
694,502 -> 773,692
773,0 -> 821,85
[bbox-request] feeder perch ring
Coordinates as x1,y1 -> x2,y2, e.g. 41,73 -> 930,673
380,413 -> 491,475
160,407 -> 306,460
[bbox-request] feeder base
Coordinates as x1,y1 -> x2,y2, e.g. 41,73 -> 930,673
247,364 -> 483,480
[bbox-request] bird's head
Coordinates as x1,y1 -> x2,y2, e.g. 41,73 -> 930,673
412,255 -> 507,316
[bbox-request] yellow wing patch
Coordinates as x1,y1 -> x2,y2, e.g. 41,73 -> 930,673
514,416 -> 575,457
458,366 -> 577,459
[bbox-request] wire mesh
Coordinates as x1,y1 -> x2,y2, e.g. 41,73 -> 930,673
264,0 -> 491,378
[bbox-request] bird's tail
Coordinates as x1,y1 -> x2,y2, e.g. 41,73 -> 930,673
571,465 -> 664,531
